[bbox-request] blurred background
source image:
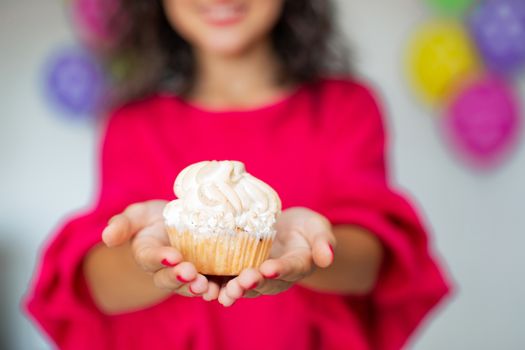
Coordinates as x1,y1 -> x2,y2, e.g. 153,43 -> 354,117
1,0 -> 525,348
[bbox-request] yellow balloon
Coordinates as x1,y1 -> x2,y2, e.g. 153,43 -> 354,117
406,21 -> 479,104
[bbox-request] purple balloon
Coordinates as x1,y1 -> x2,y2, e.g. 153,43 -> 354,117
443,76 -> 521,169
468,0 -> 525,74
44,48 -> 106,118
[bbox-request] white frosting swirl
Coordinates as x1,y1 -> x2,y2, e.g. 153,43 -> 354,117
163,161 -> 281,239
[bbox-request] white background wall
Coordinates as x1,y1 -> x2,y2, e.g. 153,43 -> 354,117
1,0 -> 524,349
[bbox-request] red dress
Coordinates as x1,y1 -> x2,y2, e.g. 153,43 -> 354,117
25,78 -> 450,350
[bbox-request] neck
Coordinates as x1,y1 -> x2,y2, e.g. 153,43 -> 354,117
190,39 -> 292,109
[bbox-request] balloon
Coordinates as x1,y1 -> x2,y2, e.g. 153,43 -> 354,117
425,0 -> 476,16
407,21 -> 480,104
442,76 -> 521,169
71,0 -> 122,47
468,0 -> 525,74
44,47 -> 107,118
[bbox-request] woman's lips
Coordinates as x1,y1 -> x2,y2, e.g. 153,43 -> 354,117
201,3 -> 246,27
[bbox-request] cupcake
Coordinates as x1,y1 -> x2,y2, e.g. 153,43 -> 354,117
163,160 -> 281,276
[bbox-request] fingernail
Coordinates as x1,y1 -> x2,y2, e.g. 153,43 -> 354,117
107,216 -> 117,225
265,272 -> 279,279
329,244 -> 334,258
101,230 -> 114,247
177,275 -> 190,283
161,258 -> 178,267
189,285 -> 198,295
247,282 -> 258,290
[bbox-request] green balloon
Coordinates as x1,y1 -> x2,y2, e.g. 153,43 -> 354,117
109,54 -> 134,82
425,0 -> 476,16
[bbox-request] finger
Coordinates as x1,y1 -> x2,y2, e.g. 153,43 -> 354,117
202,281 -> 220,301
235,268 -> 264,295
244,274 -> 292,297
219,268 -> 263,307
153,262 -> 198,291
303,216 -> 336,268
102,201 -> 166,247
259,247 -> 312,282
218,279 -> 243,307
218,269 -> 292,301
311,234 -> 335,269
131,221 -> 180,272
168,273 -> 209,298
187,274 -> 208,296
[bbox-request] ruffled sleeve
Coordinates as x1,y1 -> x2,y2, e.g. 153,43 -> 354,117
24,108 -> 152,349
319,82 -> 451,350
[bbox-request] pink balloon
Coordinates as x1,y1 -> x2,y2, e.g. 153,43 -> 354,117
71,0 -> 122,46
443,76 -> 521,169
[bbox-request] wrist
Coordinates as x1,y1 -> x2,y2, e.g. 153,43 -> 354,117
297,226 -> 383,295
84,243 -> 171,315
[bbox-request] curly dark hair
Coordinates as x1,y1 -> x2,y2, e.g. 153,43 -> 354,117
105,0 -> 351,103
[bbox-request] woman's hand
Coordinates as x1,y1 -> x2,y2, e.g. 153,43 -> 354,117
101,200 -> 220,300
217,207 -> 336,307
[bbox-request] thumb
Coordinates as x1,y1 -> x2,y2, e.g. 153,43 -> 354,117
302,214 -> 336,268
102,201 -> 165,247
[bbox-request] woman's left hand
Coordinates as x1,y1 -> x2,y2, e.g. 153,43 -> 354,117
217,207 -> 336,307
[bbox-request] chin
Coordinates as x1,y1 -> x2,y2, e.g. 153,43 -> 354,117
198,34 -> 256,57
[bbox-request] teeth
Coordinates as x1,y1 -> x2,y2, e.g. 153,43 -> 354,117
205,4 -> 241,21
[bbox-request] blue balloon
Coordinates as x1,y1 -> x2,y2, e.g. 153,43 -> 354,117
44,48 -> 107,118
468,0 -> 525,74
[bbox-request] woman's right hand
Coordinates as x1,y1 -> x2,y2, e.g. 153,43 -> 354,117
101,200 -> 220,301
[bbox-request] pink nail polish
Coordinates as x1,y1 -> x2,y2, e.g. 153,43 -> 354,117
247,282 -> 258,290
189,285 -> 198,295
177,275 -> 190,283
161,258 -> 178,267
329,244 -> 334,259
265,272 -> 279,279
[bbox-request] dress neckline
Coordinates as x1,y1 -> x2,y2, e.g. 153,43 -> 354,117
170,82 -> 308,116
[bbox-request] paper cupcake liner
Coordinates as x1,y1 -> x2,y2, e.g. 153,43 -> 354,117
166,227 -> 273,276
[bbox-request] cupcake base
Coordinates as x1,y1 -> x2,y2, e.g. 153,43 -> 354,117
166,227 -> 273,276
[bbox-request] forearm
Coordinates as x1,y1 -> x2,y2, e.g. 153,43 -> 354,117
83,243 -> 171,314
299,225 -> 384,294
